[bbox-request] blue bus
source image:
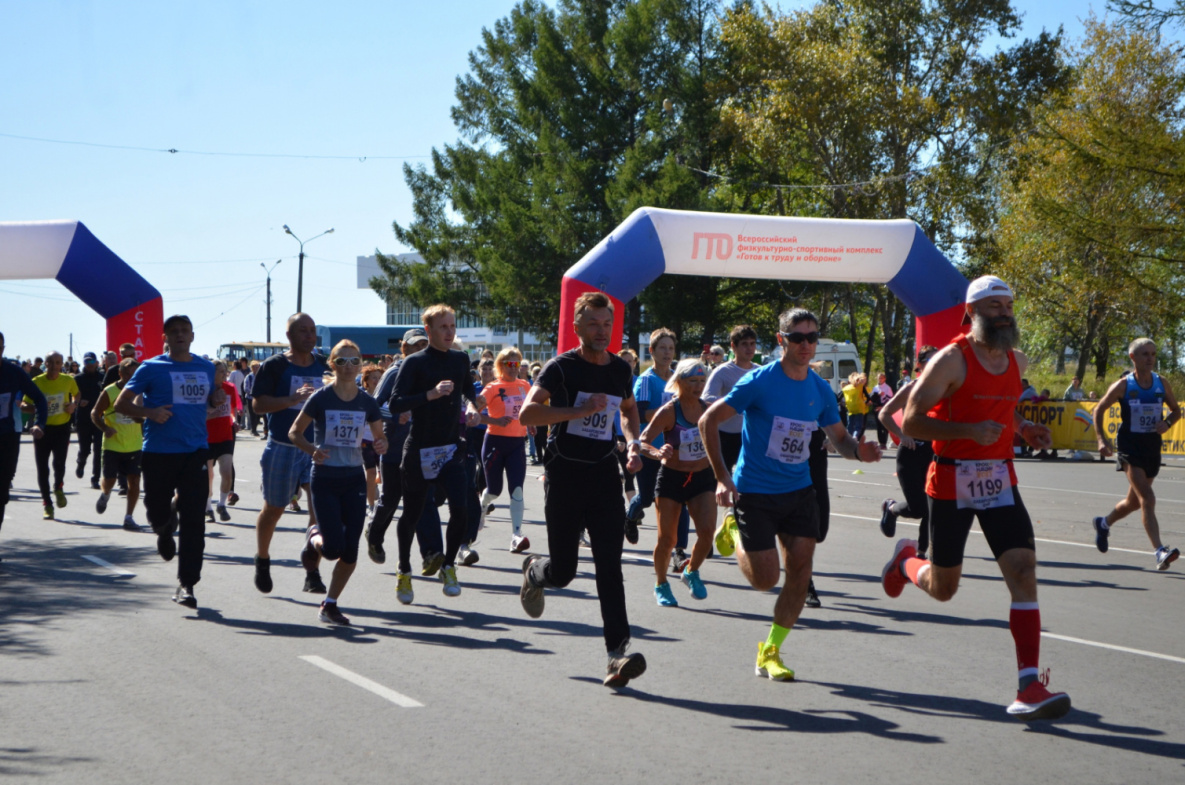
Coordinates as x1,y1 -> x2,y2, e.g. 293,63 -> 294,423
315,325 -> 419,358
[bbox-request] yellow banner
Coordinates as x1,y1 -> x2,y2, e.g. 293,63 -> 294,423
1017,401 -> 1185,455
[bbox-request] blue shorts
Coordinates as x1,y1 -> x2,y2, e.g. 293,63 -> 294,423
260,441 -> 312,508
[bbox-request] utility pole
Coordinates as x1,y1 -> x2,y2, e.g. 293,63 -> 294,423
282,225 -> 334,314
261,259 -> 282,342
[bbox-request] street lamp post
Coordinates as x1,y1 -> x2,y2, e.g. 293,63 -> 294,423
282,224 -> 334,314
260,259 -> 282,342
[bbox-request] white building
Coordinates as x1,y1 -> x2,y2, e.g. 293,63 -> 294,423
356,253 -> 555,361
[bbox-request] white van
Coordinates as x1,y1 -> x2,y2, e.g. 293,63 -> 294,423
770,338 -> 862,396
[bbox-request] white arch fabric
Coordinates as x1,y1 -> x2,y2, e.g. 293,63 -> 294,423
0,220 -> 79,280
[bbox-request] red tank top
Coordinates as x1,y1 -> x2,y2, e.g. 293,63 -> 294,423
925,335 -> 1021,499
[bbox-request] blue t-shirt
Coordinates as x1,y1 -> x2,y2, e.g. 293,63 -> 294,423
635,367 -> 673,448
124,354 -> 216,453
723,362 -> 840,494
253,353 -> 331,446
300,384 -> 382,474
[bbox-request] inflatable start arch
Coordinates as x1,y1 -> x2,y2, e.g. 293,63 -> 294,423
0,220 -> 162,359
558,208 -> 970,354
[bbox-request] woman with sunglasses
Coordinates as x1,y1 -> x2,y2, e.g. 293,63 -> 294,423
290,340 -> 387,625
479,347 -> 534,553
637,358 -> 717,606
877,346 -> 939,557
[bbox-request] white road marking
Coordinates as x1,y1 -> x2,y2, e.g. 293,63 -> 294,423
829,513 -> 1151,555
1041,633 -> 1185,665
299,655 -> 423,708
81,555 -> 134,577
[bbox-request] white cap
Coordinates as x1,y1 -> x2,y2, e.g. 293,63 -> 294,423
965,275 -> 1013,305
962,275 -> 1013,324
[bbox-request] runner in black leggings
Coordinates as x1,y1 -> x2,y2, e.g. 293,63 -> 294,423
877,346 -> 938,557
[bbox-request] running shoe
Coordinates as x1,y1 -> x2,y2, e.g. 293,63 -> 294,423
440,565 -> 461,597
1156,546 -> 1180,571
624,514 -> 640,545
881,538 -> 917,598
520,555 -> 545,618
96,492 -> 109,515
227,492 -> 239,506
804,579 -> 821,608
1007,681 -> 1071,721
671,548 -> 691,574
681,568 -> 707,600
42,503 -> 54,520
654,582 -> 678,607
755,642 -> 794,681
254,556 -> 273,593
1092,516 -> 1109,553
54,487 -> 67,508
715,512 -> 738,557
604,640 -> 646,689
421,551 -> 445,576
289,498 -> 301,513
216,504 -> 230,522
205,509 -> 215,524
366,524 -> 386,564
458,544 -> 480,566
510,534 -> 531,553
90,479 -> 101,490
318,601 -> 351,626
579,530 -> 592,548
157,529 -> 176,562
485,503 -> 496,516
172,582 -> 197,609
117,486 -> 128,497
75,462 -> 85,480
396,572 -> 414,605
880,499 -> 898,538
122,515 -> 140,532
303,570 -> 327,594
300,537 -> 319,573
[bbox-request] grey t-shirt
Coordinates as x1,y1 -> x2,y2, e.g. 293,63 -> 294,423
706,361 -> 754,434
300,385 -> 382,472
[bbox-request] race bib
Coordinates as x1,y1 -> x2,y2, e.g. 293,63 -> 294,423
325,410 -> 366,448
503,393 -> 524,420
114,412 -> 136,426
1130,402 -> 1163,434
170,372 -> 208,405
570,392 -> 622,441
678,426 -> 706,462
765,416 -> 813,464
288,375 -> 325,410
208,397 -> 232,420
955,460 -> 1015,510
420,444 -> 457,479
46,393 -> 65,417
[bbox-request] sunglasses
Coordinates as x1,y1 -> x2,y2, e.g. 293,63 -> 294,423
503,361 -> 521,367
333,357 -> 362,367
780,331 -> 821,344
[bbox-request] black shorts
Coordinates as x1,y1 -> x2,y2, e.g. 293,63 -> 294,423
927,488 -> 1035,568
208,439 -> 235,460
102,450 -> 142,478
655,465 -> 715,505
1118,451 -> 1161,480
734,486 -> 820,552
362,441 -> 379,471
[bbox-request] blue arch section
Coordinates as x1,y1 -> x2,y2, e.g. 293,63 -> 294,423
56,222 -> 161,318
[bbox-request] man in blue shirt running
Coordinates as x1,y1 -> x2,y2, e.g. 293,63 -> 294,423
700,308 -> 880,681
116,315 -> 223,608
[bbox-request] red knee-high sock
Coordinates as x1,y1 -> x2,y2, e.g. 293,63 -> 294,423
1010,602 -> 1041,689
902,556 -> 929,585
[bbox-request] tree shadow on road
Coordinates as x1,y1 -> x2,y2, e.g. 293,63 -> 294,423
0,538 -> 158,658
0,747 -> 94,779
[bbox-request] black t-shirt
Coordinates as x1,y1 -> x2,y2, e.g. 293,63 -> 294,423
536,349 -> 634,465
390,346 -> 477,453
73,370 -> 105,417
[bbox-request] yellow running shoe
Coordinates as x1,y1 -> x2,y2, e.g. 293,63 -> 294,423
395,572 -> 414,605
715,513 -> 739,557
755,642 -> 795,681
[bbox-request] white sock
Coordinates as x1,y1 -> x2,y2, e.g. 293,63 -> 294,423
219,492 -> 228,506
324,596 -> 337,604
510,487 -> 524,536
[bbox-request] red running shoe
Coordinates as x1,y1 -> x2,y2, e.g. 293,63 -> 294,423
1007,679 -> 1071,721
881,538 -> 917,598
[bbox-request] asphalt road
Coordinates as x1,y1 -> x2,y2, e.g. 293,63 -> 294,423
2,434 -> 1183,783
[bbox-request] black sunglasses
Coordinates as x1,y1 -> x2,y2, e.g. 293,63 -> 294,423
780,331 -> 821,345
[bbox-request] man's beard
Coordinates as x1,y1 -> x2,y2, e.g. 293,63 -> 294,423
971,312 -> 1020,352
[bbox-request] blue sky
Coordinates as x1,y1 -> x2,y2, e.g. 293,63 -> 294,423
0,0 -> 1108,359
